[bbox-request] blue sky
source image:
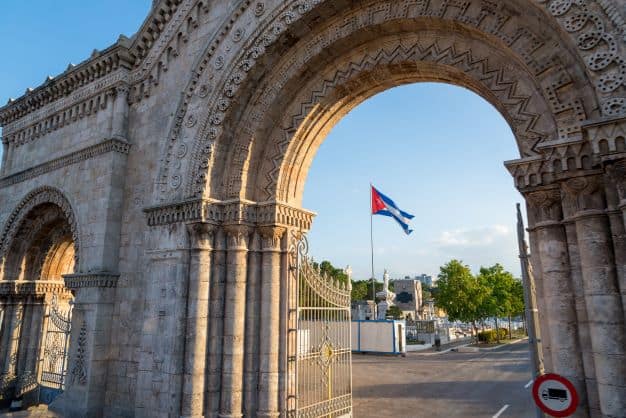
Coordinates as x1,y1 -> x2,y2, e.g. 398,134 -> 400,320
0,2 -> 526,281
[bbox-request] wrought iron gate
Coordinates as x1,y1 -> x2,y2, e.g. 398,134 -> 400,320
39,294 -> 72,402
288,233 -> 352,418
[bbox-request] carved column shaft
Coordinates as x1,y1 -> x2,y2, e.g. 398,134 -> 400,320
110,85 -> 129,140
526,190 -> 587,415
526,205 -> 553,372
605,160 -> 626,326
563,222 -> 600,416
181,223 -> 215,418
3,301 -> 23,376
1,142 -> 8,174
243,231 -> 262,416
206,229 -> 226,417
562,176 -> 626,417
219,225 -> 251,418
257,226 -> 285,418
0,300 -> 15,375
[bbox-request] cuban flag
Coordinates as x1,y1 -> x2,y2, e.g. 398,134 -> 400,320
371,185 -> 415,235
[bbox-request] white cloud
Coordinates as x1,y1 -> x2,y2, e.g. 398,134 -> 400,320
435,225 -> 510,247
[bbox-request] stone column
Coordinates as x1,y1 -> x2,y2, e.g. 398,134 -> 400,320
563,221 -> 599,416
562,176 -> 626,417
181,223 -> 214,418
243,230 -> 261,416
605,159 -> 626,324
219,225 -> 250,418
110,84 -> 130,141
256,226 -> 285,418
1,141 -> 8,174
50,273 -> 119,417
3,301 -> 23,377
526,203 -> 553,372
526,189 -> 588,416
206,228 -> 226,417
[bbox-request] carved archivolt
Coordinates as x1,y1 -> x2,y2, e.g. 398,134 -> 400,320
155,0 -> 606,203
0,187 -> 80,274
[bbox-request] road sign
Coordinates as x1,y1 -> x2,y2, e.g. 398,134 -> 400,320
532,373 -> 579,417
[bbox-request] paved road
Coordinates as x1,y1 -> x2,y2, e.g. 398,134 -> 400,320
352,340 -> 536,418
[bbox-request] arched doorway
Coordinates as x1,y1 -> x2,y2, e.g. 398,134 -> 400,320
0,189 -> 78,408
146,1 -> 624,417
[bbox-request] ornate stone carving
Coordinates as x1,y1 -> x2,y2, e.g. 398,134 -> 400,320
172,0 -> 599,201
63,273 -> 119,290
144,199 -> 316,231
186,222 -> 216,250
604,158 -> 626,204
70,320 -> 88,386
561,175 -> 607,216
538,0 -> 626,115
0,187 -> 80,267
224,225 -> 252,250
258,226 -> 286,251
525,188 -> 563,225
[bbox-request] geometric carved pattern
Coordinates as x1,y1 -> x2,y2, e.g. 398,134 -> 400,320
177,0 -> 597,201
0,186 -> 80,268
70,320 -> 88,386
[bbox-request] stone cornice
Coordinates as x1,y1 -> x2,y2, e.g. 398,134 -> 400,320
0,280 -> 70,296
0,46 -> 133,127
63,273 -> 120,290
0,138 -> 130,188
144,199 -> 316,230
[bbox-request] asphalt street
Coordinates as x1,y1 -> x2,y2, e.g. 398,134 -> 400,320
352,340 -> 537,418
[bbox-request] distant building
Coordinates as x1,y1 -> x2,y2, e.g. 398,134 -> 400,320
404,274 -> 432,287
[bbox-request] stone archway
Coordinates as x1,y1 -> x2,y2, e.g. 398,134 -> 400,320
146,1 -> 625,417
0,187 -> 78,407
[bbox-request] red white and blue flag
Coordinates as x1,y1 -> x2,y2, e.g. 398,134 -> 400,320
371,185 -> 415,235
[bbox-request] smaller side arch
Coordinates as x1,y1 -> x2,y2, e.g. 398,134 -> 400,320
0,187 -> 81,276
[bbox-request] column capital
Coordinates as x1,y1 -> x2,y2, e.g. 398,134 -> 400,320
524,188 -> 563,226
223,225 -> 252,250
561,175 -> 607,219
186,222 -> 216,250
258,226 -> 286,251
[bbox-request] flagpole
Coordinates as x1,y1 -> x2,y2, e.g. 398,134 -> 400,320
370,184 -> 375,303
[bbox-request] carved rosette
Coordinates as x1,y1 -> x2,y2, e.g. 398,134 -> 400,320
561,175 -> 607,218
186,222 -> 216,250
258,226 -> 286,252
524,188 -> 563,226
224,225 -> 252,251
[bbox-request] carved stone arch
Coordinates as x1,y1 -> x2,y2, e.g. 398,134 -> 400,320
0,187 -> 81,278
167,0 -> 610,203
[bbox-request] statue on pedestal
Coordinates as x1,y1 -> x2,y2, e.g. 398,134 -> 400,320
376,269 -> 395,319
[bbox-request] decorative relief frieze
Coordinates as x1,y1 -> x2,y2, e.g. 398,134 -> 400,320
144,199 -> 315,230
176,0 -> 598,201
186,222 -> 216,250
0,138 -> 130,188
537,0 -> 626,116
62,273 -> 120,290
224,224 -> 252,250
258,225 -> 286,251
525,188 -> 563,225
0,280 -> 69,296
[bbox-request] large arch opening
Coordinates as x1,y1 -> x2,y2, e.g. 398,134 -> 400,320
301,81 -> 533,416
0,198 -> 76,409
165,2 -> 624,417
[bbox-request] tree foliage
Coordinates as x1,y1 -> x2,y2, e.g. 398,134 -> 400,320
433,260 -> 525,340
387,305 -> 403,319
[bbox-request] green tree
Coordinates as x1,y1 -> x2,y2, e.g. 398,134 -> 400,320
387,305 -> 403,319
350,280 -> 383,301
433,260 -> 488,338
312,260 -> 348,286
477,264 -> 522,342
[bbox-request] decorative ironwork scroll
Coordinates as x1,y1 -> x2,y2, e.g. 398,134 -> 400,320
287,232 -> 352,418
40,294 -> 72,391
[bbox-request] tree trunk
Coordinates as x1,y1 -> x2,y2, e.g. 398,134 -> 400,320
495,317 -> 500,343
508,315 -> 512,339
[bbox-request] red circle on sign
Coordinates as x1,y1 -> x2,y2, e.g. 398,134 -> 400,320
532,373 -> 579,417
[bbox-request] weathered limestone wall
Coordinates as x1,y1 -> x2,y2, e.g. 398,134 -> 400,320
0,0 -> 624,417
